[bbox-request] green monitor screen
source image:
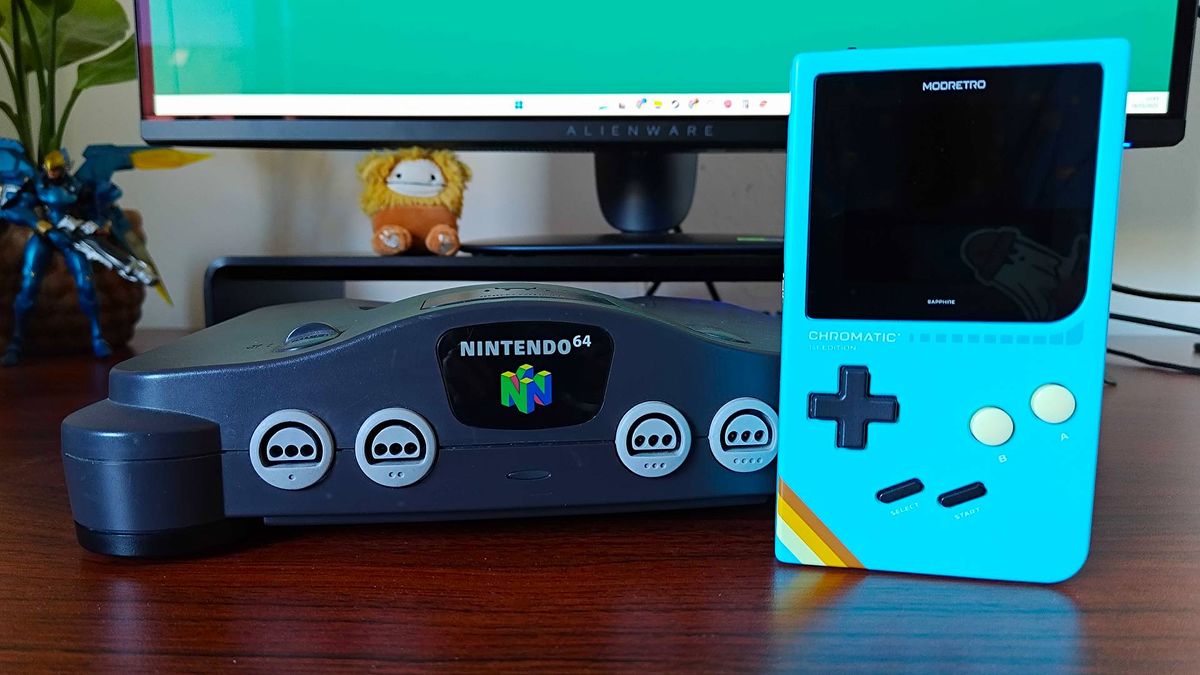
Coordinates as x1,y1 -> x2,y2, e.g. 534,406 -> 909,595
138,0 -> 1195,148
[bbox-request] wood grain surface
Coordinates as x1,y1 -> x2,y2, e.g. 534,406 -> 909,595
1,331 -> 1198,673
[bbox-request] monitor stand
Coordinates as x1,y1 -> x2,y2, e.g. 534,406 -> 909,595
460,150 -> 782,256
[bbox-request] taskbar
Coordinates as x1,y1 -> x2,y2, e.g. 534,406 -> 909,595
154,91 -> 1169,118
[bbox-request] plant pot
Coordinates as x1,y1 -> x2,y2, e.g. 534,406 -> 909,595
0,210 -> 147,356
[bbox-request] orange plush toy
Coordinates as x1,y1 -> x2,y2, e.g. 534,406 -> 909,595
357,148 -> 472,256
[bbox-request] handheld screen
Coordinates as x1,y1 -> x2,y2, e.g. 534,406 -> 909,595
805,64 -> 1103,322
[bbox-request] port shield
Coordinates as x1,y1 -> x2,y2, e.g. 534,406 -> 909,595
615,402 -> 692,478
354,408 -> 438,487
249,410 -> 335,490
707,398 -> 778,473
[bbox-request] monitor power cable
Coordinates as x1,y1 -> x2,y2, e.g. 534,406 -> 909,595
1108,282 -> 1200,377
1110,312 -> 1200,336
1107,348 -> 1200,376
1113,283 -> 1200,303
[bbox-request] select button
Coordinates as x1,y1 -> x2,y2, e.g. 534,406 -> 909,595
876,478 -> 925,504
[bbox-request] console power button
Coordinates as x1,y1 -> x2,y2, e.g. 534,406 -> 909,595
281,322 -> 341,351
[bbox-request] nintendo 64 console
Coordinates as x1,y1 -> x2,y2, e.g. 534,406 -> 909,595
62,284 -> 781,556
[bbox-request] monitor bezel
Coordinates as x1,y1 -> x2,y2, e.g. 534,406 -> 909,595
135,0 -> 1196,150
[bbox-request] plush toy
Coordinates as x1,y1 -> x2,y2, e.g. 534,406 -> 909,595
357,148 -> 471,256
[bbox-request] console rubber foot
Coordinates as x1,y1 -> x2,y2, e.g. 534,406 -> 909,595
74,519 -> 257,558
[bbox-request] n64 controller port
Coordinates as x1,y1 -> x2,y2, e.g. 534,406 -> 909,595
708,398 -> 778,472
355,408 -> 437,487
249,409 -> 335,490
615,402 -> 692,478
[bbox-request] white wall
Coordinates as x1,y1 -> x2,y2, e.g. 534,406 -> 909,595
1109,51 -> 1200,333
6,2 -> 1200,334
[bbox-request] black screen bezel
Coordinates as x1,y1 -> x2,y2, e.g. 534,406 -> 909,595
135,0 -> 1195,150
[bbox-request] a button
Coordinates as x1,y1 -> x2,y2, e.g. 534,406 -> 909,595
809,366 -> 899,449
877,478 -> 924,504
970,407 -> 1013,446
282,322 -> 340,350
938,482 -> 988,508
1031,384 -> 1076,424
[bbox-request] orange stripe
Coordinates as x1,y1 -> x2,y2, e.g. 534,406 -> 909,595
779,479 -> 863,568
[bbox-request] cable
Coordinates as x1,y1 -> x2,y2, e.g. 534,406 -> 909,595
1111,285 -> 1200,352
1107,349 -> 1200,376
1113,283 -> 1200,303
1110,312 -> 1200,336
643,281 -> 721,301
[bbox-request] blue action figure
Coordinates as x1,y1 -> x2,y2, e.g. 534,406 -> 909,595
0,141 -> 207,365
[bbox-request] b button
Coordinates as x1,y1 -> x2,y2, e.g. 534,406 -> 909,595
970,407 -> 1014,447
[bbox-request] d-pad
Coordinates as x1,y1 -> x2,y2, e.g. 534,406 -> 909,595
809,366 -> 899,450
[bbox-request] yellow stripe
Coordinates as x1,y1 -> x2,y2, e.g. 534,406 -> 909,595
776,515 -> 823,566
777,495 -> 848,567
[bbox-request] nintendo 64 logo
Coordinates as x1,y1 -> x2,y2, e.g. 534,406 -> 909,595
500,364 -> 552,414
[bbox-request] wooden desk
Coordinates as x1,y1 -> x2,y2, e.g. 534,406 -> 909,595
2,332 -> 1198,672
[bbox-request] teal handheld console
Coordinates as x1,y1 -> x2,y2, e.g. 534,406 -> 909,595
776,40 -> 1130,583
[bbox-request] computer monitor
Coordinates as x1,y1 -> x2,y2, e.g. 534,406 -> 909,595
136,1 -> 1196,245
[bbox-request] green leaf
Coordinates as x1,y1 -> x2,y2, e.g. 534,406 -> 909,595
52,0 -> 125,66
1,4 -> 47,71
30,0 -> 74,14
1,0 -> 127,71
73,33 -> 132,91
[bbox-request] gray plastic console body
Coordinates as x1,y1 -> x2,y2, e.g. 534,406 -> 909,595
62,283 -> 780,556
